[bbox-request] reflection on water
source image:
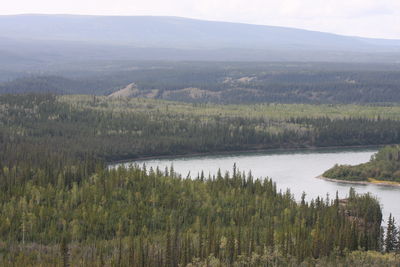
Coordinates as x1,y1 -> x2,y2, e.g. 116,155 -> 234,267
113,148 -> 400,222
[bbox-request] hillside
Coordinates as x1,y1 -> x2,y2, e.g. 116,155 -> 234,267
2,94 -> 400,165
2,62 -> 400,104
1,14 -> 398,50
0,14 -> 400,64
0,75 -> 118,95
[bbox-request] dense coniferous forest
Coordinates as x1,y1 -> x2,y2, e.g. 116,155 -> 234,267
0,75 -> 117,95
1,94 -> 400,265
323,145 -> 400,183
1,62 -> 400,104
2,94 -> 400,164
0,163 -> 388,265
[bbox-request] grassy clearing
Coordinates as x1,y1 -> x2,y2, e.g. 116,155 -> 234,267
59,95 -> 400,121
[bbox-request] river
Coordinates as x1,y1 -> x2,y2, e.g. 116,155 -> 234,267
113,148 -> 400,223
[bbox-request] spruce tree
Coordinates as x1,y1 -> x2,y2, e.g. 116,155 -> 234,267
385,214 -> 398,252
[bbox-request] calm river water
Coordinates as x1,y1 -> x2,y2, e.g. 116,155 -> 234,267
114,148 -> 400,223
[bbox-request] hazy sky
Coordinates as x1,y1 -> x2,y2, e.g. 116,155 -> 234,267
1,0 -> 399,39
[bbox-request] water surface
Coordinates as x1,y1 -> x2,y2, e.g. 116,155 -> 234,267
114,148 -> 400,222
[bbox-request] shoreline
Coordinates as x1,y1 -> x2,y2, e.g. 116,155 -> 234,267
317,175 -> 400,188
109,144 -> 382,165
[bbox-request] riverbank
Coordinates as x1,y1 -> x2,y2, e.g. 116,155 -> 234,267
108,147 -> 399,221
317,175 -> 400,187
109,144 -> 383,165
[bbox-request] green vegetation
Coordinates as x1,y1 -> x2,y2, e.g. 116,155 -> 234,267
323,145 -> 400,183
2,94 -> 400,165
1,94 -> 400,265
0,162 -> 384,265
62,95 -> 400,120
0,75 -> 117,95
2,62 -> 400,104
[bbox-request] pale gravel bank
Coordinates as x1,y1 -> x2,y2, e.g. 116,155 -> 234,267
316,175 -> 400,187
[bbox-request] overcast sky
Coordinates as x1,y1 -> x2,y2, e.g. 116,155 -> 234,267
1,0 -> 399,39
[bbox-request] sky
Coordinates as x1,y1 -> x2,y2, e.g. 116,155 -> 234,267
1,0 -> 400,39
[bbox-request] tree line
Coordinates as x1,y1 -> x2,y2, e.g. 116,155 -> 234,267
323,145 -> 400,183
2,94 -> 400,166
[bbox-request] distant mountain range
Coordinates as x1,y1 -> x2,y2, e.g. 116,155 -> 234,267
1,14 -> 400,66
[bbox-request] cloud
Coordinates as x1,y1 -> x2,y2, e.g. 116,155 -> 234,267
1,0 -> 399,39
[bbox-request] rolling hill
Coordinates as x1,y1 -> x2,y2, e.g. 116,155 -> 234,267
0,14 -> 400,64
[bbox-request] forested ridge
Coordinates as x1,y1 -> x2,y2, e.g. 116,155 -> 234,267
0,163 -> 388,266
2,94 -> 400,165
323,145 -> 400,183
1,62 -> 400,104
0,76 -> 116,95
1,94 -> 400,265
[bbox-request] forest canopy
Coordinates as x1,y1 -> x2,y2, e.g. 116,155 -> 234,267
1,62 -> 400,104
323,145 -> 400,183
0,94 -> 399,265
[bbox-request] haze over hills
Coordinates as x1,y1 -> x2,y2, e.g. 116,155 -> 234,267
1,14 -> 400,100
1,14 -> 400,65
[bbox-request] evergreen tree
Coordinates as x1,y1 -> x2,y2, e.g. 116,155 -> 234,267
385,214 -> 398,252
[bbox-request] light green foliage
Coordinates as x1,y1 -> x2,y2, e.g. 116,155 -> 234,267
2,94 -> 400,166
60,95 -> 400,121
0,164 -> 383,265
324,145 -> 400,182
